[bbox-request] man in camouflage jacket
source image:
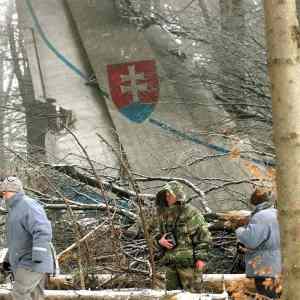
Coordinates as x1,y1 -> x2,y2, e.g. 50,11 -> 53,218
155,181 -> 212,291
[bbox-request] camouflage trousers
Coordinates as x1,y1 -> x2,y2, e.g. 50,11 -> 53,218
157,266 -> 203,292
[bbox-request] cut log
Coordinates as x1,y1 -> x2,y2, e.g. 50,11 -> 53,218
47,274 -> 134,290
0,289 -> 229,300
1,274 -> 258,299
47,273 -> 255,293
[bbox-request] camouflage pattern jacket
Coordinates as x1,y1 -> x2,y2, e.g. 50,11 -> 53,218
157,203 -> 212,268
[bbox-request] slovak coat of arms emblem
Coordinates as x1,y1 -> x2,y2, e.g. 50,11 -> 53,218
107,60 -> 159,123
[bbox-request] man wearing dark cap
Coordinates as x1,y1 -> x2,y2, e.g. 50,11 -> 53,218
0,176 -> 54,300
236,189 -> 282,299
155,181 -> 211,291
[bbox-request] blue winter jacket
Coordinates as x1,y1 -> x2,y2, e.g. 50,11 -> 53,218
236,202 -> 282,278
5,192 -> 54,274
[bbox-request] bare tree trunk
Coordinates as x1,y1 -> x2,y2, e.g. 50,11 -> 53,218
6,1 -> 49,161
296,0 -> 300,20
198,0 -> 212,26
0,52 -> 5,169
263,1 -> 300,299
219,0 -> 245,114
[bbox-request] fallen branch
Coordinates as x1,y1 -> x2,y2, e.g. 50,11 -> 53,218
44,202 -> 137,221
57,221 -> 107,264
207,210 -> 251,230
47,164 -> 155,200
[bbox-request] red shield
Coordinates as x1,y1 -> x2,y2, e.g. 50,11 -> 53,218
107,60 -> 159,123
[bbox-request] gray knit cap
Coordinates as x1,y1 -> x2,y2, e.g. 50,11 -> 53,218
0,177 -> 24,193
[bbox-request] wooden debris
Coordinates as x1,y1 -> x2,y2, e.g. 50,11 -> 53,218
57,223 -> 112,264
207,210 -> 251,230
47,273 -> 255,294
202,274 -> 255,293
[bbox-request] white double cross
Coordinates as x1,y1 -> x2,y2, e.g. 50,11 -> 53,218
120,65 -> 148,103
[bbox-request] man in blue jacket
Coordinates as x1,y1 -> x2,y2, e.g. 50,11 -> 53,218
0,176 -> 53,300
236,189 -> 282,299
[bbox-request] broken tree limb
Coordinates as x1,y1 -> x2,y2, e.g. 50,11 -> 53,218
57,221 -> 107,264
46,164 -> 155,199
46,202 -> 137,221
207,210 -> 251,230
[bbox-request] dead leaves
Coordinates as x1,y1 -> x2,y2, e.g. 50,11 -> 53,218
230,147 -> 241,159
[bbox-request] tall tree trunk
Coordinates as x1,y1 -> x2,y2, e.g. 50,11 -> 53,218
198,0 -> 212,26
219,0 -> 245,114
296,0 -> 300,20
0,53 -> 5,169
263,1 -> 300,299
6,1 -> 48,161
